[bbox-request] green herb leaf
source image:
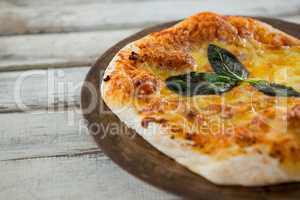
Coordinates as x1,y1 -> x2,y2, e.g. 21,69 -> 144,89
165,44 -> 299,98
250,80 -> 300,97
165,72 -> 238,96
208,44 -> 249,81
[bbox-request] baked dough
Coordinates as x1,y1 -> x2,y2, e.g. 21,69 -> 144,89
101,12 -> 300,186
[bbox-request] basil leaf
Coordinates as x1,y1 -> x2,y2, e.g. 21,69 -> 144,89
165,72 -> 238,96
208,44 -> 249,81
250,80 -> 300,97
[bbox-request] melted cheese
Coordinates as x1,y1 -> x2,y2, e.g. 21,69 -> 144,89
104,12 -> 300,182
106,39 -> 300,173
192,41 -> 300,86
134,41 -> 300,167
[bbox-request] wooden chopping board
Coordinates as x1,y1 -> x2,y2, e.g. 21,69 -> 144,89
81,18 -> 300,200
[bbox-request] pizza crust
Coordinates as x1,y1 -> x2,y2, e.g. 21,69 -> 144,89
101,13 -> 300,186
101,43 -> 300,186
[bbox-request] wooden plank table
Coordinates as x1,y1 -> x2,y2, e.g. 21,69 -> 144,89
0,1 -> 299,199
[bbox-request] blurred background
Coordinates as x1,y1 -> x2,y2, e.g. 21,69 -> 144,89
0,1 -> 299,200
1,0 -> 299,71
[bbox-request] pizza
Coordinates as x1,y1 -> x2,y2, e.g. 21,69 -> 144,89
101,12 -> 300,186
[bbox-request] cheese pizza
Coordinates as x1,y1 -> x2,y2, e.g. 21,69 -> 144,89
101,12 -> 300,186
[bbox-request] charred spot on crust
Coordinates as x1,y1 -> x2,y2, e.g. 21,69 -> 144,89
286,105 -> 300,131
141,117 -> 167,128
129,51 -> 139,61
136,81 -> 157,96
133,74 -> 159,97
141,119 -> 149,128
269,149 -> 284,162
186,110 -> 197,120
185,133 -> 194,140
103,75 -> 111,82
288,105 -> 300,120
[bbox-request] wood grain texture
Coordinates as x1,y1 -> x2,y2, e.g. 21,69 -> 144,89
0,16 -> 298,72
1,0 -> 300,35
0,110 -> 98,161
284,15 -> 300,23
1,1 -> 300,199
0,67 -> 88,112
0,29 -> 138,72
0,154 -> 178,200
81,19 -> 300,199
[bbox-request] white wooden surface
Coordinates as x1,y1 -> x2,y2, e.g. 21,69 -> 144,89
0,1 -> 299,199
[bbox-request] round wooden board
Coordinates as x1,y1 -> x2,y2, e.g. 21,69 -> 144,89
81,18 -> 300,200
